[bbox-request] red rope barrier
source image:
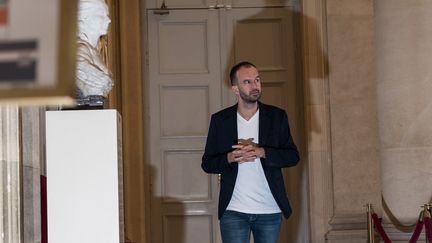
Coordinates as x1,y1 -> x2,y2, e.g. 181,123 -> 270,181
369,208 -> 432,243
372,213 -> 392,243
41,175 -> 47,243
424,217 -> 432,242
408,219 -> 424,243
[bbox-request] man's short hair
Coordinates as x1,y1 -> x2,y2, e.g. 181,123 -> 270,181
229,61 -> 256,85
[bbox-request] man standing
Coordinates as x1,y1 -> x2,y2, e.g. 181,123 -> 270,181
202,61 -> 300,243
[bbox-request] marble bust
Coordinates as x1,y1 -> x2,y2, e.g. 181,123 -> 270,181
76,0 -> 113,107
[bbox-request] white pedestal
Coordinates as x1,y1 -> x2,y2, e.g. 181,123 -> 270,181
45,110 -> 123,243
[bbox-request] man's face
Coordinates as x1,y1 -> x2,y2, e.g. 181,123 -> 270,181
232,66 -> 262,104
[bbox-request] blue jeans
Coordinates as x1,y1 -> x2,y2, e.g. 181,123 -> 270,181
220,210 -> 282,243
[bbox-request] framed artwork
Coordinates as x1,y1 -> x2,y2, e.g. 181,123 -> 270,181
0,0 -> 77,105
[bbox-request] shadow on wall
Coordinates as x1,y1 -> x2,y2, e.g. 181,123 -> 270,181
147,164 -> 187,243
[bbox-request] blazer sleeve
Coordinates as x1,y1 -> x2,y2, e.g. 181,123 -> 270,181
262,112 -> 300,168
201,115 -> 234,174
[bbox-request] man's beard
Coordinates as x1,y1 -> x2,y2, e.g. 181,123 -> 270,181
239,89 -> 261,104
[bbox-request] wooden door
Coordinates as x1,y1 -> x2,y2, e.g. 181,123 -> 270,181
147,9 -> 223,243
146,4 -> 305,243
222,7 -> 303,243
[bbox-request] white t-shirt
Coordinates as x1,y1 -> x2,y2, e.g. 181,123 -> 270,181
226,110 -> 281,214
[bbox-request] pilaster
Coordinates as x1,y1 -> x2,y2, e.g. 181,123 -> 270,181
0,105 -> 21,243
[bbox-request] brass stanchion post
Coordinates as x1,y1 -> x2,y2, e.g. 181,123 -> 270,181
425,204 -> 431,243
366,203 -> 374,243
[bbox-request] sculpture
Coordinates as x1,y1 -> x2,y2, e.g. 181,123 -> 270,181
76,0 -> 113,107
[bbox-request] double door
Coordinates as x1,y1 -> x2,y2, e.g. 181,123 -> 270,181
146,3 -> 302,243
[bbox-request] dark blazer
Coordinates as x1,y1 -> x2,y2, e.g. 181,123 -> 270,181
201,102 -> 300,219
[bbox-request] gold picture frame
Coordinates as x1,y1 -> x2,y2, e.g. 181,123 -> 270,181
0,0 -> 77,105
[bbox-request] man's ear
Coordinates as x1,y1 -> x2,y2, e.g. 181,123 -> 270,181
231,85 -> 239,95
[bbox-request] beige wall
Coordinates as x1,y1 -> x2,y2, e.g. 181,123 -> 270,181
326,0 -> 381,216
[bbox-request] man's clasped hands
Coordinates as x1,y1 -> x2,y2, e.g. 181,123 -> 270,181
227,138 -> 266,164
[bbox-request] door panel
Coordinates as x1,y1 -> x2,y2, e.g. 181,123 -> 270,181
160,86 -> 209,136
164,215 -> 213,243
148,9 -> 222,243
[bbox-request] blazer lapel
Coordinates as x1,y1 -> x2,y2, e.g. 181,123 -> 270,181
223,104 -> 238,146
258,102 -> 270,146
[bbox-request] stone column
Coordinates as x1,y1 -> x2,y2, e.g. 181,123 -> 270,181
0,105 -> 21,242
376,1 -> 432,240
